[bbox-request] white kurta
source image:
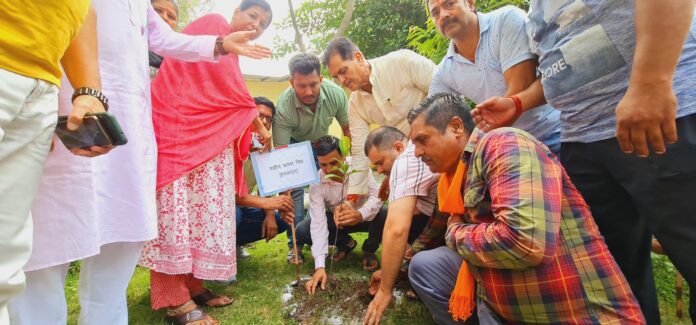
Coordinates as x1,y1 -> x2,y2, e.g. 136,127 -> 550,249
25,0 -> 218,272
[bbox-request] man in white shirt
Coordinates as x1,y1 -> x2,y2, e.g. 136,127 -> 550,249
322,37 -> 436,201
297,136 -> 386,294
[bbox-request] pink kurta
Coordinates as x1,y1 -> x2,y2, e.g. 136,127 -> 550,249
25,0 -> 218,272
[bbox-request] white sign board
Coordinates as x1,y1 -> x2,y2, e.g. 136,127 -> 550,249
250,141 -> 319,197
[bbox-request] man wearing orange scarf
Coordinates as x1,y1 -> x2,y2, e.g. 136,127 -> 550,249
406,93 -> 645,324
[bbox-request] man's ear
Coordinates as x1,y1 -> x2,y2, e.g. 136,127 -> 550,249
289,77 -> 295,89
355,51 -> 365,63
393,140 -> 405,153
318,75 -> 324,83
465,0 -> 476,11
450,117 -> 466,138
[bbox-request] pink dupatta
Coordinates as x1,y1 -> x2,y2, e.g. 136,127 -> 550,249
151,14 -> 256,194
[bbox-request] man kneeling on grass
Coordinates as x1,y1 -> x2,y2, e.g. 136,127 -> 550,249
403,93 -> 645,324
297,136 -> 387,294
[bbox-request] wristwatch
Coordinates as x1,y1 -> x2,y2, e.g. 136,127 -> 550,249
72,87 -> 109,111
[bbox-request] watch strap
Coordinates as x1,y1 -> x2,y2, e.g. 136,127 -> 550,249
72,87 -> 109,111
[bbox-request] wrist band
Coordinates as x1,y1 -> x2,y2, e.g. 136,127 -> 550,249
215,36 -> 228,56
72,87 -> 109,111
508,95 -> 523,118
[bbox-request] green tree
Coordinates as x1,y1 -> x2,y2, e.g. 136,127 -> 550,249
407,0 -> 529,63
274,0 -> 428,59
176,0 -> 214,30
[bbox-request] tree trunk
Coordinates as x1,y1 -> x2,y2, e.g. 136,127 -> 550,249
288,0 -> 307,52
334,0 -> 357,38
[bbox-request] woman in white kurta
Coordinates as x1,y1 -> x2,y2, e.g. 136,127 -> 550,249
6,1 -> 268,324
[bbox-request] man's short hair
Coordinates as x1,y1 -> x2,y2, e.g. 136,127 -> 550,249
321,37 -> 361,67
364,126 -> 407,156
312,135 -> 340,158
240,0 -> 273,26
253,96 -> 276,117
289,53 -> 321,77
407,93 -> 476,134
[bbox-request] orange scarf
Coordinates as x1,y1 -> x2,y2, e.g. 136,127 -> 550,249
437,160 -> 475,322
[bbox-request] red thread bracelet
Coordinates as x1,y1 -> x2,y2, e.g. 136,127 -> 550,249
508,95 -> 523,118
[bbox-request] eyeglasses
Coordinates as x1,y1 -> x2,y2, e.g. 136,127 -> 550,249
258,113 -> 273,123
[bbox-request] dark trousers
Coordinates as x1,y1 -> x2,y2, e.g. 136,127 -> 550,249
236,206 -> 289,246
295,206 -> 387,253
295,207 -> 429,253
560,113 -> 696,324
286,187 -> 305,249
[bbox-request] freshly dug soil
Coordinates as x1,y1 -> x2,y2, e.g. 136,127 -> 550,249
283,275 -> 373,324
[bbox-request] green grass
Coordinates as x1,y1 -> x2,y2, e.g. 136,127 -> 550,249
63,237 -> 691,324
66,233 -> 432,324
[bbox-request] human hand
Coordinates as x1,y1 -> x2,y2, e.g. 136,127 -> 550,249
447,214 -> 464,227
222,30 -> 272,59
263,195 -> 294,212
68,95 -> 114,157
367,270 -> 382,296
261,213 -> 278,241
281,212 -> 295,225
305,268 -> 327,295
364,287 -> 393,325
378,176 -> 390,201
472,96 -> 518,132
615,81 -> 678,157
334,202 -> 362,228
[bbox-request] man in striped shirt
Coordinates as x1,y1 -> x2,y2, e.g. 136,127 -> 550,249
405,93 -> 644,324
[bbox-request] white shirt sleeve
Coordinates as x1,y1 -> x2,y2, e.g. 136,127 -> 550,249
146,4 -> 218,63
357,171 -> 383,221
308,183 -> 329,269
347,98 -> 372,195
403,50 -> 437,94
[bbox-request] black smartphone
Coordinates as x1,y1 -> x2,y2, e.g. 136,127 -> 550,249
55,113 -> 127,149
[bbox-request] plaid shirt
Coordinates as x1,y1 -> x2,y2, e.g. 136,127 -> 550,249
446,128 -> 644,324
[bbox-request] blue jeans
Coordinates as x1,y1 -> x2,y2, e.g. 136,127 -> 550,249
286,188 -> 305,249
236,206 -> 289,246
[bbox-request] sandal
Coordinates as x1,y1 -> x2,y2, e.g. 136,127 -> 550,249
165,300 -> 219,325
287,249 -> 305,265
362,252 -> 379,272
191,288 -> 234,308
332,239 -> 357,262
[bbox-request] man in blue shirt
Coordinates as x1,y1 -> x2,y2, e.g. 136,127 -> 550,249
473,1 -> 696,322
428,1 -> 561,154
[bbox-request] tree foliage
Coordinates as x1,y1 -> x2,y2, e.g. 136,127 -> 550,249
176,0 -> 214,30
274,0 -> 428,59
407,0 -> 529,63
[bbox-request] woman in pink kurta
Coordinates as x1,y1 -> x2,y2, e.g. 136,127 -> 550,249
138,1 -> 272,323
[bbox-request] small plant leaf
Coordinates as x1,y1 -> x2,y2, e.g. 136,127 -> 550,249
338,136 -> 351,156
325,174 -> 344,181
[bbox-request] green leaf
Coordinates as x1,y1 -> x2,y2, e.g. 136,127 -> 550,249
338,136 -> 351,157
325,174 -> 344,181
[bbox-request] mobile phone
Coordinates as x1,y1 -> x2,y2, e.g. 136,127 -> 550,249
251,132 -> 264,149
55,113 -> 127,149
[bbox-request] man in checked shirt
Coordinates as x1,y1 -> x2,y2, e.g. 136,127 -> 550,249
395,93 -> 645,325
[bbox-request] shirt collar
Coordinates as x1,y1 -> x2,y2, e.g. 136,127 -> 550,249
463,128 -> 484,158
444,11 -> 491,60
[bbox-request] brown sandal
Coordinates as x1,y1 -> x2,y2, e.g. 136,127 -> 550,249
192,288 -> 234,308
165,300 -> 219,325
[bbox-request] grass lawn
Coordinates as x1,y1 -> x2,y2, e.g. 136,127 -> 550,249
64,236 -> 690,324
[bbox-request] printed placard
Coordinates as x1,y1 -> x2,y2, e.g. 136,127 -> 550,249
250,141 -> 319,196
